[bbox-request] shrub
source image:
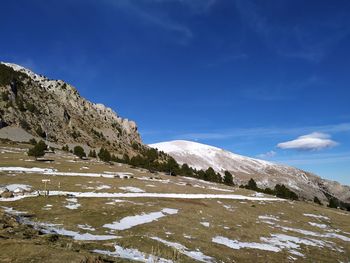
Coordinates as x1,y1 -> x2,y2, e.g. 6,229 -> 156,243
36,126 -> 46,138
328,197 -> 339,209
16,97 -> 26,111
62,145 -> 69,152
314,196 -> 322,205
28,140 -> 47,158
263,187 -> 274,195
26,102 -> 36,113
20,119 -> 30,130
29,138 -> 37,145
71,130 -> 81,139
123,154 -> 130,163
111,154 -> 118,162
1,92 -> 9,101
132,142 -> 139,150
0,63 -> 27,86
98,148 -> 111,162
73,146 -> 86,159
88,149 -> 97,158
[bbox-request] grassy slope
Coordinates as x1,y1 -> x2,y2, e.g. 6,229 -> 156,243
0,141 -> 349,262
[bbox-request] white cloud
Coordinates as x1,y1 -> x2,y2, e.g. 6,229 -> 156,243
277,132 -> 338,151
257,150 -> 276,159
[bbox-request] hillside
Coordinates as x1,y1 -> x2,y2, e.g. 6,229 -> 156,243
150,140 -> 350,204
0,62 -> 141,157
0,140 -> 349,262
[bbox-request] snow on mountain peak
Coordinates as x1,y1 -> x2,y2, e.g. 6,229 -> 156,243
150,140 -> 272,174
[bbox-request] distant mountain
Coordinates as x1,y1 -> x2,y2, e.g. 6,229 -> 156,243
0,62 -> 141,156
150,140 -> 350,203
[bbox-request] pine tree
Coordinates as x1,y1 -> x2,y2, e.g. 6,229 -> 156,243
165,157 -> 179,176
181,163 -> 194,177
247,178 -> 258,191
223,171 -> 234,185
204,167 -> 217,182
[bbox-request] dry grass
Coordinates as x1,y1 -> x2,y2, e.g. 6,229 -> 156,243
1,141 -> 349,262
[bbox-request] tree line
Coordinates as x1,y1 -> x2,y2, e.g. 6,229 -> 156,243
27,140 -> 349,209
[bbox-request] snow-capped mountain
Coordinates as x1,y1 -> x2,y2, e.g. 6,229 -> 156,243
150,140 -> 276,174
150,140 -> 350,203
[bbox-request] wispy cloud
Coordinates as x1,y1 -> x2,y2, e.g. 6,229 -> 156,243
152,0 -> 217,14
173,123 -> 350,141
102,0 -> 216,45
273,152 -> 350,166
240,75 -> 321,101
257,150 -> 276,159
206,53 -> 248,67
277,132 -> 338,151
234,0 -> 350,62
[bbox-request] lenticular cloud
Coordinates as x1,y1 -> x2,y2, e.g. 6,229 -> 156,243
277,132 -> 338,151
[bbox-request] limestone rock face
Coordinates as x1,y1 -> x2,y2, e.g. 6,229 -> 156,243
0,62 -> 142,156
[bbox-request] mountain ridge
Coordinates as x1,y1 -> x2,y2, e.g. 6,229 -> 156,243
0,62 -> 142,156
150,140 -> 350,204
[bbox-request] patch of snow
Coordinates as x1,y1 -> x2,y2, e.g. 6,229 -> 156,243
0,193 -> 37,202
43,226 -> 116,241
103,208 -> 178,230
200,222 -> 210,227
65,198 -> 81,210
65,203 -> 81,210
0,167 -> 118,178
258,215 -> 279,221
1,206 -> 27,215
309,222 -> 327,229
136,177 -> 170,183
77,224 -> 96,231
1,191 -> 285,202
96,185 -> 111,190
119,186 -> 145,193
5,184 -> 32,192
151,236 -> 214,262
303,214 -> 330,220
208,186 -> 235,192
212,236 -> 280,252
93,245 -> 173,263
49,191 -> 285,201
252,192 -> 264,197
42,204 -> 53,210
280,226 -> 350,242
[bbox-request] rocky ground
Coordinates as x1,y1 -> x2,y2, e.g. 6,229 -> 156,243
0,208 -> 113,263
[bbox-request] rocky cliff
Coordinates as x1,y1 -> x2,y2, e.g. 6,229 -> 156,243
0,62 -> 142,156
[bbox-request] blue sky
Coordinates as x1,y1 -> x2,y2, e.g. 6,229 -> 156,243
1,0 -> 350,184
